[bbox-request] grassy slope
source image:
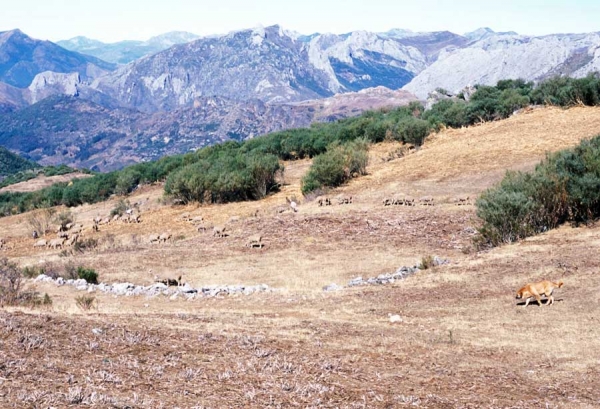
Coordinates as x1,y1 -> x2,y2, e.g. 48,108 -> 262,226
0,106 -> 599,406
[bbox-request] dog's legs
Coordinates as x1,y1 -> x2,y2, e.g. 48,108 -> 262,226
547,295 -> 554,305
524,297 -> 531,307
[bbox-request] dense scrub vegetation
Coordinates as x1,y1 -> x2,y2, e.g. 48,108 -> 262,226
0,146 -> 39,177
2,73 -> 600,215
424,74 -> 600,129
476,135 -> 600,247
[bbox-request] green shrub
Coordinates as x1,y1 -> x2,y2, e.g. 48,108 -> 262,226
395,117 -> 431,146
77,267 -> 98,284
476,134 -> 600,247
301,138 -> 369,194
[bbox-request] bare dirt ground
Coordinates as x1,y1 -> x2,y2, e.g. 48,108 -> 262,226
1,107 -> 600,407
0,172 -> 91,193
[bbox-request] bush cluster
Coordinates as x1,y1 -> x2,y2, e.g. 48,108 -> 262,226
301,139 -> 369,194
476,135 -> 600,247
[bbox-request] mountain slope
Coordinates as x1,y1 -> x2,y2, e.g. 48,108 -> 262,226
57,31 -> 200,64
92,25 -> 335,112
0,145 -> 39,176
0,29 -> 115,88
0,87 -> 416,171
404,32 -> 600,98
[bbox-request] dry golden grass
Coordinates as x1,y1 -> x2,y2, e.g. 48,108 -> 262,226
1,107 -> 600,407
0,172 -> 91,193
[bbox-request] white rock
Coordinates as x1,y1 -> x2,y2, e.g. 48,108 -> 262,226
388,314 -> 403,324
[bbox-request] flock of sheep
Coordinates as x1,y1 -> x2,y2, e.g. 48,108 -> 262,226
33,223 -> 83,249
22,191 -> 472,253
382,195 -> 471,207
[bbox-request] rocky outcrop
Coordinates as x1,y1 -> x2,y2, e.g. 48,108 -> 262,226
404,32 -> 600,99
28,72 -> 81,104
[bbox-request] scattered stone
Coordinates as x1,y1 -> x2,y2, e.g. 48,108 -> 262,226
322,283 -> 342,292
433,256 -> 450,266
388,314 -> 403,324
29,274 -> 273,299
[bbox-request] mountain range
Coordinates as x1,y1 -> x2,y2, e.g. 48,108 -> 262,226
57,31 -> 201,64
2,25 -> 600,169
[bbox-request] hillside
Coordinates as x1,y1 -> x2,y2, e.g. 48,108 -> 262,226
0,145 -> 38,176
0,89 -> 417,171
0,107 -> 599,406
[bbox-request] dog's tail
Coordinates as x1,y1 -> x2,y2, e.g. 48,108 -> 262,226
557,280 -> 564,288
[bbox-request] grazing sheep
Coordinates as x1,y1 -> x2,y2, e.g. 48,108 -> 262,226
245,234 -> 263,248
93,216 -> 102,224
124,214 -> 141,223
159,232 -> 172,243
34,239 -> 47,248
148,234 -> 160,244
213,226 -> 227,238
419,196 -> 435,206
58,231 -> 69,239
65,223 -> 74,231
155,275 -> 182,287
112,214 -> 121,222
454,196 -> 471,205
383,198 -> 392,206
66,234 -> 79,247
180,212 -> 191,221
190,216 -> 204,224
196,223 -> 209,232
48,238 -> 65,249
403,196 -> 415,206
318,197 -> 332,207
336,194 -> 352,205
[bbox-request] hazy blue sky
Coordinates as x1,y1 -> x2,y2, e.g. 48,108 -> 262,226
2,0 -> 599,42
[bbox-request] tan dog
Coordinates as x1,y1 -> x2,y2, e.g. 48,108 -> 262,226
516,280 -> 564,306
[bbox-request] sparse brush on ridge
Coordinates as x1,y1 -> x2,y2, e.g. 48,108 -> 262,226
476,134 -> 600,247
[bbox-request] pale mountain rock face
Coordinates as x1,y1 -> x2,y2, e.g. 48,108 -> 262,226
404,32 -> 600,99
28,72 -> 81,104
90,25 -> 428,113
